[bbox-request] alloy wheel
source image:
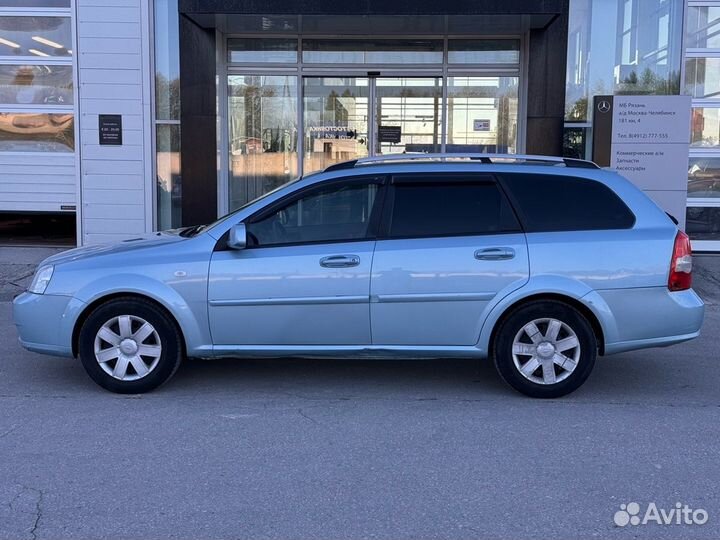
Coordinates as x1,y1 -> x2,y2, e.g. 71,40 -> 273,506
511,318 -> 581,385
93,315 -> 162,381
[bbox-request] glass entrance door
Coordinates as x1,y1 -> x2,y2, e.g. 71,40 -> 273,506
374,77 -> 443,155
302,77 -> 369,173
301,76 -> 443,170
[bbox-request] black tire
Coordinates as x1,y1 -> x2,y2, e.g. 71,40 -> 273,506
78,297 -> 183,393
492,300 -> 597,398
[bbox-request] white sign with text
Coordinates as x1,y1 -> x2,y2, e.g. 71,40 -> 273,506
608,95 -> 691,227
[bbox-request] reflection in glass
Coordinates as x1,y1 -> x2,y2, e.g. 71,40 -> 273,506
0,64 -> 72,105
686,206 -> 720,241
228,75 -> 298,212
0,112 -> 73,151
686,6 -> 720,49
691,108 -> 720,148
565,0 -> 682,121
0,17 -> 72,57
156,124 -> 181,230
302,39 -> 443,64
446,77 -> 518,154
448,39 -> 520,64
154,0 -> 180,121
685,58 -> 720,100
375,78 -> 442,155
563,127 -> 589,159
688,158 -> 720,198
228,38 -> 298,63
303,77 -> 368,174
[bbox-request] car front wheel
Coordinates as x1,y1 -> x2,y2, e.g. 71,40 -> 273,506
78,297 -> 183,393
492,300 -> 597,398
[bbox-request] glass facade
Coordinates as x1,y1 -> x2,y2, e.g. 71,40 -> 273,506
154,0 -> 182,230
565,0 -> 683,124
226,38 -> 521,212
227,75 -> 298,212
447,77 -> 518,154
686,1 -> 720,248
303,77 -> 369,173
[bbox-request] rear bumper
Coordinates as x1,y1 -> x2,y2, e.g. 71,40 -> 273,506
13,292 -> 77,358
595,287 -> 704,355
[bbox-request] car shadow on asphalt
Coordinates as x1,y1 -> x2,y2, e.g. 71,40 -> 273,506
19,346 -> 711,402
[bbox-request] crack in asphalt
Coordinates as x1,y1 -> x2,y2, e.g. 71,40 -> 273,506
6,485 -> 43,540
29,488 -> 43,540
297,408 -> 319,425
0,424 -> 18,439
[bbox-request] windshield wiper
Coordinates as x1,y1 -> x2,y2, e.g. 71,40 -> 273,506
179,224 -> 206,238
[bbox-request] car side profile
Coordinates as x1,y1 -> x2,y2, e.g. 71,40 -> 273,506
13,154 -> 705,398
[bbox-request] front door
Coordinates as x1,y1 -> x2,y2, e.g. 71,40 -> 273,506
208,176 -> 384,347
370,173 -> 529,346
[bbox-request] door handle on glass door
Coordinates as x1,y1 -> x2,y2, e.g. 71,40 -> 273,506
474,247 -> 515,261
319,255 -> 361,268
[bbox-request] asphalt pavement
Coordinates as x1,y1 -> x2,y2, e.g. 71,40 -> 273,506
1,248 -> 719,539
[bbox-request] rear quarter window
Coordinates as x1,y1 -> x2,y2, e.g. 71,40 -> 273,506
500,173 -> 636,232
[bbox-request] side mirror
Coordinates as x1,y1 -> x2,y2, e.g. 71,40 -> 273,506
227,223 -> 247,250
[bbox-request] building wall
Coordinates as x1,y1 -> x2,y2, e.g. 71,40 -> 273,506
75,0 -> 153,244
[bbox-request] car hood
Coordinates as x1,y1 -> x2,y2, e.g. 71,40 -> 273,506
42,231 -> 186,267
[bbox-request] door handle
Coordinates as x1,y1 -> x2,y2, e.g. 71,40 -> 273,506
475,247 -> 515,261
320,255 -> 361,268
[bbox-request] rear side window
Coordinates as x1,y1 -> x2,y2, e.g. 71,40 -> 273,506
501,173 -> 635,232
387,177 -> 521,238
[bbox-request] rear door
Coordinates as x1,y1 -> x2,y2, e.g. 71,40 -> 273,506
370,173 -> 529,346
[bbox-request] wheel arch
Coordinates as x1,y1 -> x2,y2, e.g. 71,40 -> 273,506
485,292 -> 607,357
72,292 -> 187,358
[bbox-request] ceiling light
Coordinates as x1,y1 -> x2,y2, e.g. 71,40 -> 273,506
32,36 -> 63,49
0,37 -> 20,49
29,48 -> 50,57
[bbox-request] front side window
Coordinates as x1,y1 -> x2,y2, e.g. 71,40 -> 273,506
247,179 -> 381,247
501,173 -> 635,232
387,178 -> 520,238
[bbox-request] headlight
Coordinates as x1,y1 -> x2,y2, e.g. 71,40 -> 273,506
28,265 -> 54,294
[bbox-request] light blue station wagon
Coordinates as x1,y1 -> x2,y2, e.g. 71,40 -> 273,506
13,154 -> 704,397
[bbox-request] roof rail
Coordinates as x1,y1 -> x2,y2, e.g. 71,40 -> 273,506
323,153 -> 600,172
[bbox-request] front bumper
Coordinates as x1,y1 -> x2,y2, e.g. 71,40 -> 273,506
12,292 -> 79,357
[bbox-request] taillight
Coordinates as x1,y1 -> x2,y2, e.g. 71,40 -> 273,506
668,230 -> 692,291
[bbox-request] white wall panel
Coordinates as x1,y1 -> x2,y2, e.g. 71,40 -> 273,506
0,154 -> 76,212
77,0 -> 153,244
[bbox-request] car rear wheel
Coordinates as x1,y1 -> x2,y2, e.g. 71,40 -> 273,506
78,298 -> 183,393
492,300 -> 597,398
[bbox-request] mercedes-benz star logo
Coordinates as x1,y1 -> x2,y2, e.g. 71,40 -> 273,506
597,100 -> 611,113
